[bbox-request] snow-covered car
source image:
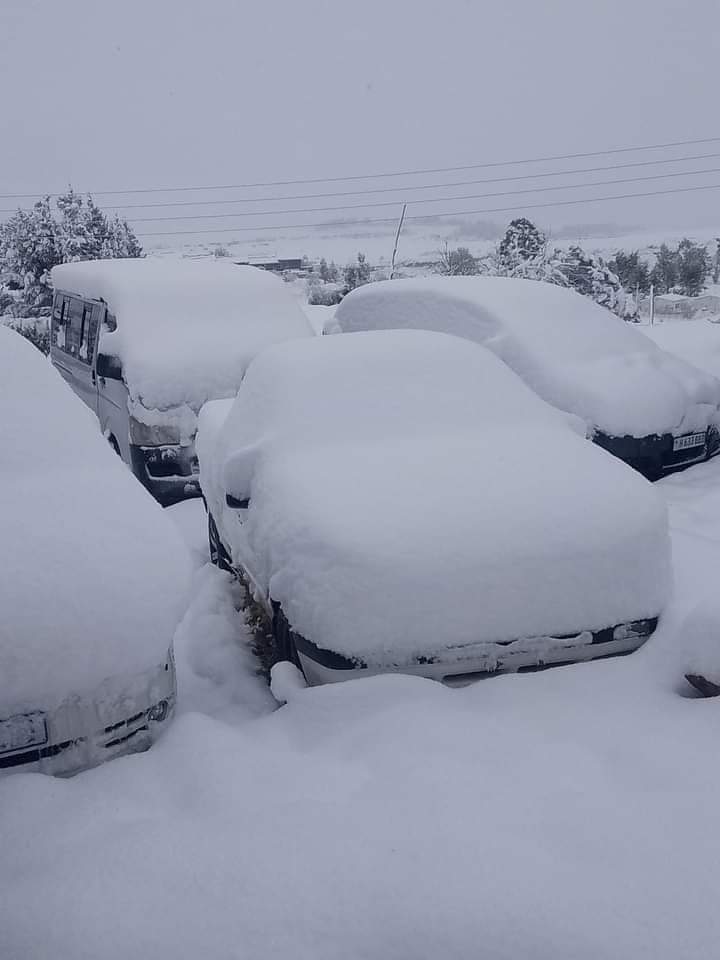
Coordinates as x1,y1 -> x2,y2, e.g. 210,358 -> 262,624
0,327 -> 191,775
198,328 -> 670,685
50,259 -> 314,503
332,277 -> 720,479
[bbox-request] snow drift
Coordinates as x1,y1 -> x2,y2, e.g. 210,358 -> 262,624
333,276 -> 720,439
0,327 -> 191,711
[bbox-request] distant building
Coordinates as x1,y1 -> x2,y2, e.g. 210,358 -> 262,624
640,291 -> 720,319
695,294 -> 720,313
235,257 -> 305,273
653,293 -> 694,317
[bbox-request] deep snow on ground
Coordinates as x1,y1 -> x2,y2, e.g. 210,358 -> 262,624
2,464 -> 720,958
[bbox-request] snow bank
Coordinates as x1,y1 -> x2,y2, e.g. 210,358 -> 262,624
51,258 -> 314,412
202,329 -> 670,664
3,645 -> 720,960
0,327 -> 191,711
334,277 -> 720,438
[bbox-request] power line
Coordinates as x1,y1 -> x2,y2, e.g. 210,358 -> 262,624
2,135 -> 719,200
130,181 -> 720,238
64,151 -> 720,213
121,166 -> 720,223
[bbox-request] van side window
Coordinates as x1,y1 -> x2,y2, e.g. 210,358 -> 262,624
65,298 -> 85,357
79,303 -> 99,364
51,296 -> 69,349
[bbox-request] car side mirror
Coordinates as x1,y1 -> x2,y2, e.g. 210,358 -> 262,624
96,353 -> 123,380
223,444 -> 259,511
104,312 -> 117,333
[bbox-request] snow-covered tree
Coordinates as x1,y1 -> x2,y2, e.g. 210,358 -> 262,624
608,250 -> 651,295
558,245 -> 633,317
676,239 -> 709,297
481,224 -> 636,318
0,189 -> 143,319
496,218 -> 546,272
343,252 -> 372,291
650,244 -> 678,294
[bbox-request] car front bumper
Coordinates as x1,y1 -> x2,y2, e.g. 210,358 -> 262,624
0,657 -> 176,777
594,426 -> 720,478
293,618 -> 659,686
130,443 -> 201,504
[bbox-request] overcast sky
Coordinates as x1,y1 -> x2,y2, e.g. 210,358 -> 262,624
1,0 -> 718,244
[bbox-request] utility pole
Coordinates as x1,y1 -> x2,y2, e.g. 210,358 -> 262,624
389,204 -> 407,280
649,283 -> 655,326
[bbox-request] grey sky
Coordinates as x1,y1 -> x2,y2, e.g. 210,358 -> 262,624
1,0 -> 718,243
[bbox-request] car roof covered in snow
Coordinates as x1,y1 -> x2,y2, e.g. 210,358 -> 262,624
51,258 -> 315,411
333,276 -> 720,438
0,326 -> 191,712
199,329 -> 670,665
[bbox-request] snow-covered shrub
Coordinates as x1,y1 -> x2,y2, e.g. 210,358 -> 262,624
436,243 -> 479,276
307,279 -> 344,306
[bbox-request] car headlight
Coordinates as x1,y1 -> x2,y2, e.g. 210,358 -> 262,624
147,699 -> 170,723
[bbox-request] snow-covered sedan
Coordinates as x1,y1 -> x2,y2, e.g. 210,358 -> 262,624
0,327 -> 191,775
332,277 -> 720,479
198,328 -> 670,685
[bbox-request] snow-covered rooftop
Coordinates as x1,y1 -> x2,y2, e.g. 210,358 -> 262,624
333,276 -> 720,438
51,258 -> 315,411
200,329 -> 670,664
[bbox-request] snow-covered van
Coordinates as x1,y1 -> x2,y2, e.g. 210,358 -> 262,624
0,326 -> 190,775
332,277 -> 720,479
198,329 -> 670,686
50,259 -> 314,503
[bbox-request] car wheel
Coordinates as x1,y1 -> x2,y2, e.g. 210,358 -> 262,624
208,513 -> 232,572
272,604 -> 302,670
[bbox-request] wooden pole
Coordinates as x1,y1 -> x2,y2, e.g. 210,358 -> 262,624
389,204 -> 407,280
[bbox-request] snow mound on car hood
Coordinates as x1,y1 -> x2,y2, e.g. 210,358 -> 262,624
0,327 -> 191,712
333,276 -> 720,439
51,258 -> 314,411
206,329 -> 670,663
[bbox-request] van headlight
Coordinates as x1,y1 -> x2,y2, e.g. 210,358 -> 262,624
129,417 -> 182,447
147,699 -> 170,723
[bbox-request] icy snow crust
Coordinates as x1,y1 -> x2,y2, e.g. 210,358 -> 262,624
50,258 -> 314,412
0,327 -> 191,711
333,276 -> 720,439
200,329 -> 670,664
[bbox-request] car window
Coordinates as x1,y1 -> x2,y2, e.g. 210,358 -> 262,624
51,296 -> 69,351
79,303 -> 99,364
64,298 -> 85,358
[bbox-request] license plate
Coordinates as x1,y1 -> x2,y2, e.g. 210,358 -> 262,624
673,432 -> 706,452
0,712 -> 48,756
